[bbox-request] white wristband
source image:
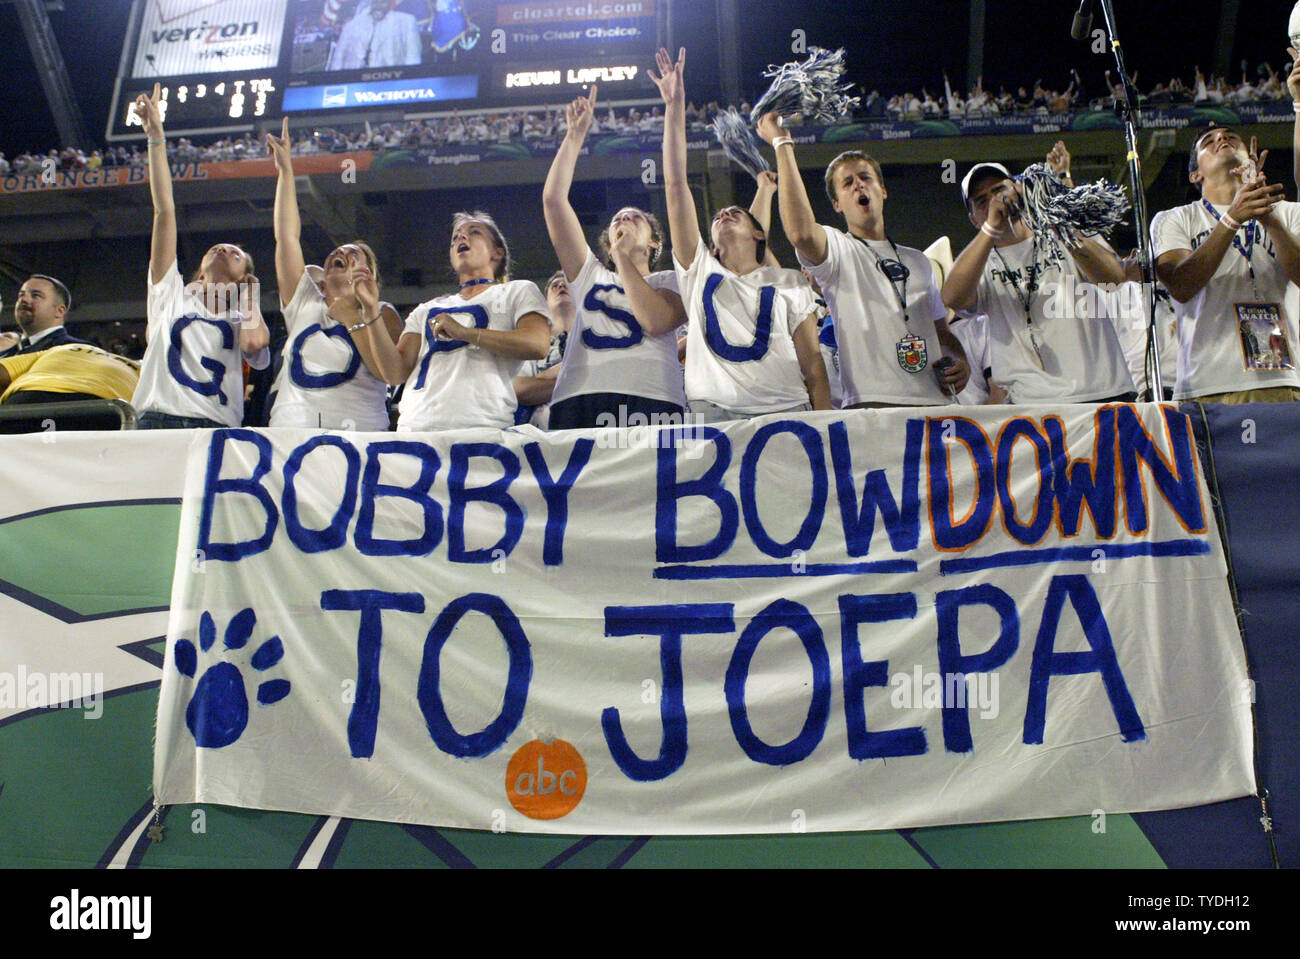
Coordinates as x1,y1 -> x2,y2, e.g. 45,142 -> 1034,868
980,221 -> 1000,240
1292,101 -> 1300,113
1221,213 -> 1242,232
771,136 -> 794,149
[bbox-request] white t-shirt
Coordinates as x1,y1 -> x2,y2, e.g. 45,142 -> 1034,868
675,244 -> 814,413
962,235 -> 1134,403
397,281 -> 549,431
549,250 -> 685,408
950,313 -> 992,405
798,226 -> 949,406
269,271 -> 390,431
1151,200 -> 1300,398
132,262 -> 269,426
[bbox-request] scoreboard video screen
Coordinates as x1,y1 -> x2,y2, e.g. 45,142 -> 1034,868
108,0 -> 660,140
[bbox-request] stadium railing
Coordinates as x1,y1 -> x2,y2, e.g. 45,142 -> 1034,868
0,399 -> 138,434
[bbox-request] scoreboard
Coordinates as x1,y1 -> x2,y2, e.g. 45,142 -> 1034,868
107,0 -> 661,140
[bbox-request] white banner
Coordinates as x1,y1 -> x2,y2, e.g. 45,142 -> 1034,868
153,406 -> 1255,834
132,0 -> 287,78
0,431 -> 191,723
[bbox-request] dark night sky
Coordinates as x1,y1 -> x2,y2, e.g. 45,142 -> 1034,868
1,0 -> 1297,158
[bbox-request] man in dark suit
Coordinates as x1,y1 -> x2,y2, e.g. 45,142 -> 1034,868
0,275 -> 88,358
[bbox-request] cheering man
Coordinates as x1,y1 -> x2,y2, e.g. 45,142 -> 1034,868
758,115 -> 967,406
941,158 -> 1134,404
1152,127 -> 1300,403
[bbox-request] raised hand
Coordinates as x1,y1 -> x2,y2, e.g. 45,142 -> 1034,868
984,177 -> 1025,233
755,110 -> 784,145
1230,135 -> 1268,187
266,116 -> 293,171
648,47 -> 686,107
564,84 -> 598,142
353,271 -> 379,321
1046,140 -> 1071,180
1228,174 -> 1284,225
1120,249 -> 1144,283
1288,47 -> 1300,103
754,170 -> 778,192
132,82 -> 164,139
609,223 -> 638,263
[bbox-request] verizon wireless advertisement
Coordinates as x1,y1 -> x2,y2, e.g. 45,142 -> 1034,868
132,0 -> 288,77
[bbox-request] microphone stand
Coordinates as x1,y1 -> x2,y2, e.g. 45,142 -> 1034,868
1098,0 -> 1164,400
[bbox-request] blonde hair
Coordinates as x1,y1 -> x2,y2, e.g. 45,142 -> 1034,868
824,151 -> 884,203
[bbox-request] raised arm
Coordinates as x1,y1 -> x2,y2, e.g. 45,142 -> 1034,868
543,86 -> 598,280
649,47 -> 701,267
1068,237 -> 1127,285
749,171 -> 782,267
756,111 -> 827,265
266,117 -> 306,304
943,191 -> 1013,313
1046,140 -> 1073,188
132,84 -> 175,285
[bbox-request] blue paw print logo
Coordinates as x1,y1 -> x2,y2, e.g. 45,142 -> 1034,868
174,608 -> 290,748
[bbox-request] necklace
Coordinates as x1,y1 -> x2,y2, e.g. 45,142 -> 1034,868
1200,199 -> 1262,300
991,239 -> 1048,368
853,234 -> 911,324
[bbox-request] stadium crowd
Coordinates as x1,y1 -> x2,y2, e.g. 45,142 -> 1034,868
0,62 -> 1292,177
3,44 -> 1299,429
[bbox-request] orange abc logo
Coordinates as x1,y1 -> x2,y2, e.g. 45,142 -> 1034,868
505,739 -> 587,820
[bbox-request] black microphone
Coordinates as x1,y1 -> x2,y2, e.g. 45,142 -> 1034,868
1071,0 -> 1093,41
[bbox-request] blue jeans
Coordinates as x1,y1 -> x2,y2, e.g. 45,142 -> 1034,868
136,411 -> 228,430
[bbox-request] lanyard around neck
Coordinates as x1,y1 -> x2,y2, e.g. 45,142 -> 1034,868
854,234 -> 911,324
991,242 -> 1041,327
1201,199 -> 1262,299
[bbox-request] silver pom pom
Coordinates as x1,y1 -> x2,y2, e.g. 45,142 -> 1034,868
1015,162 -> 1131,257
711,107 -> 771,179
749,47 -> 861,125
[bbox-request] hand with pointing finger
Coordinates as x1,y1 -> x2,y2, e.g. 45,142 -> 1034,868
564,84 -> 598,143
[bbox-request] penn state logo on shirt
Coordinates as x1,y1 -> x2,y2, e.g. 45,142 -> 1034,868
896,334 -> 928,373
